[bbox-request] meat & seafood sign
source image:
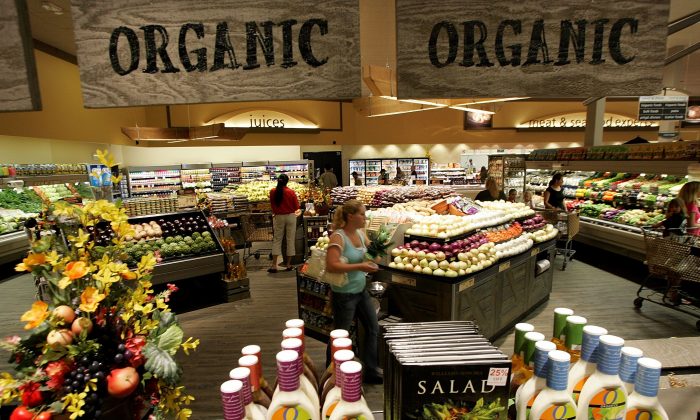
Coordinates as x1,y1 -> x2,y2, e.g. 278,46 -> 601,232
70,0 -> 360,108
395,0 -> 669,98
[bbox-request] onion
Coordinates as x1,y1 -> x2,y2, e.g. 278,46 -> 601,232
429,243 -> 442,252
419,241 -> 430,249
444,251 -> 454,260
404,243 -> 412,249
441,244 -> 452,253
410,240 -> 420,248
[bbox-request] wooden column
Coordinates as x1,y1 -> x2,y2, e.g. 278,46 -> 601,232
584,97 -> 606,148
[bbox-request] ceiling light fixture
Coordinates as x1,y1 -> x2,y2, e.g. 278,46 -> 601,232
449,106 -> 496,114
41,1 -> 64,15
398,99 -> 449,107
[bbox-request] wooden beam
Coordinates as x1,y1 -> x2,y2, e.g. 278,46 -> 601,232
121,124 -> 247,142
353,96 -> 443,117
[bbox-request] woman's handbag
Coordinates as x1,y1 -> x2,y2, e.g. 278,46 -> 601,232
320,255 -> 349,288
305,246 -> 349,288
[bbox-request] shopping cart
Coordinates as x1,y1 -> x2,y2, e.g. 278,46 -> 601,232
637,227 -> 700,331
241,212 -> 274,261
537,209 -> 580,270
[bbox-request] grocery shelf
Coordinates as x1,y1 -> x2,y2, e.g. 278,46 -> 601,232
300,304 -> 332,317
298,288 -> 329,300
527,160 -> 696,175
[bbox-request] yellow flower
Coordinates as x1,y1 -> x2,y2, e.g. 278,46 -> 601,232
20,301 -> 48,330
79,287 -> 105,313
15,253 -> 47,272
93,268 -> 119,285
65,261 -> 89,280
120,270 -> 138,281
137,254 -> 157,274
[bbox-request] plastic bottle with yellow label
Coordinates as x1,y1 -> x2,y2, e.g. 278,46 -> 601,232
529,350 -> 578,420
625,358 -> 669,420
575,335 -> 627,420
567,326 -> 607,403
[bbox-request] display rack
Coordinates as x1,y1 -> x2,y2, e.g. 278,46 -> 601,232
429,166 -> 466,185
126,165 -> 181,197
210,163 -> 242,191
365,159 -> 382,186
349,160 -> 366,186
181,163 -> 212,189
267,160 -> 311,184
303,215 -> 329,251
350,158 -> 429,186
0,230 -> 30,266
488,154 -> 526,194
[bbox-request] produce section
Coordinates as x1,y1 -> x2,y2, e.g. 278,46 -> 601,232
331,185 -> 455,207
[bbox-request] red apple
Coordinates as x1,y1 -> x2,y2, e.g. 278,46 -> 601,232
52,305 -> 75,324
71,317 -> 93,336
107,367 -> 140,398
10,406 -> 34,420
36,412 -> 53,420
46,329 -> 73,348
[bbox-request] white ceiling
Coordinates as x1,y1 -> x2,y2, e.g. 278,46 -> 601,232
26,0 -> 700,96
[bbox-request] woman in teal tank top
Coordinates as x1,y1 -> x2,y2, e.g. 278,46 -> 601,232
325,200 -> 382,384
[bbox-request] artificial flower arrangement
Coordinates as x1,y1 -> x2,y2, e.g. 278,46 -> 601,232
0,151 -> 199,420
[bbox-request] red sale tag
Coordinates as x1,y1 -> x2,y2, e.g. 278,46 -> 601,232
487,367 -> 509,386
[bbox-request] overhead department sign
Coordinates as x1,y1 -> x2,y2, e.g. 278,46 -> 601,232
70,0 -> 360,108
395,0 -> 669,98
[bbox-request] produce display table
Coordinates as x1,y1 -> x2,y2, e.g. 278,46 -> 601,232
0,231 -> 29,265
378,239 -> 556,340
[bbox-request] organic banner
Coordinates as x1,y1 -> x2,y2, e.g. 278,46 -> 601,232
71,0 -> 360,107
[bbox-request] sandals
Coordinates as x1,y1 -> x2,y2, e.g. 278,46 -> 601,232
267,267 -> 278,273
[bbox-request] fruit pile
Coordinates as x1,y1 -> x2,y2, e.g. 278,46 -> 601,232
483,222 -> 523,243
521,215 -> 547,232
122,231 -> 218,264
232,181 -> 307,202
528,225 -> 559,242
493,235 -> 533,259
33,184 -> 77,203
331,186 -> 457,207
207,215 -> 228,228
476,200 -> 535,219
85,221 -> 116,247
128,221 -> 163,241
309,234 -> 330,252
388,240 -> 498,277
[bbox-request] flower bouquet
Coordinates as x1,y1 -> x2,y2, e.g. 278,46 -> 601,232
0,151 -> 198,420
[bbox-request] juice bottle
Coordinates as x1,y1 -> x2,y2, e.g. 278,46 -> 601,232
242,345 -> 275,399
625,358 -> 669,420
619,347 -> 643,396
221,379 -> 246,420
280,338 -> 321,413
552,308 -> 574,351
529,350 -> 577,420
320,337 -> 354,404
510,323 -> 535,392
267,350 -> 319,420
567,326 -> 607,403
515,339 -> 556,420
576,335 -> 627,420
230,367 -> 267,420
283,327 -> 320,389
327,361 -> 374,420
564,316 -> 587,363
238,355 -> 271,409
286,319 -> 320,382
319,329 -> 350,389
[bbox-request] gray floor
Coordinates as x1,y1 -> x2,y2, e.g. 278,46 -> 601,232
0,254 -> 698,418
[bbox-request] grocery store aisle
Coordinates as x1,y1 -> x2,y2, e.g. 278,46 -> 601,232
0,255 -> 698,418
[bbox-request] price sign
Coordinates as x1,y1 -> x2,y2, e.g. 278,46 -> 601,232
530,248 -> 540,257
487,367 -> 510,386
499,261 -> 511,272
392,274 -> 416,287
458,278 -> 475,292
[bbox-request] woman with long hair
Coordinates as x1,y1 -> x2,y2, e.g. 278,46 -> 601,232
268,174 -> 300,272
543,173 -> 565,210
678,181 -> 700,236
325,200 -> 382,384
474,176 -> 506,201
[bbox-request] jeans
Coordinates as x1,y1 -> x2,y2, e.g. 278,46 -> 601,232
331,289 -> 380,375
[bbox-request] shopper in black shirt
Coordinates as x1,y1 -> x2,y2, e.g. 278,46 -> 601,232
544,173 -> 565,210
653,198 -> 687,237
475,177 -> 506,201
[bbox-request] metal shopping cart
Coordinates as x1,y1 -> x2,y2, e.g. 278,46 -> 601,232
537,209 -> 580,270
637,227 -> 700,331
241,211 -> 274,261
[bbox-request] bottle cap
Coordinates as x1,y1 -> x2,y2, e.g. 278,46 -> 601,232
580,325 -> 608,362
286,319 -> 305,329
241,345 -> 261,356
514,323 -> 535,356
619,347 -> 644,385
220,380 -> 245,420
597,335 -> 625,375
283,327 -> 305,352
332,337 -> 353,356
238,355 -> 261,392
333,349 -> 355,390
546,350 -> 571,391
634,357 -> 662,398
276,350 -> 300,392
534,340 -> 557,378
339,360 -> 363,403
524,331 -> 545,365
229,367 -> 253,406
330,329 -> 350,340
564,316 -> 587,348
553,308 -> 574,339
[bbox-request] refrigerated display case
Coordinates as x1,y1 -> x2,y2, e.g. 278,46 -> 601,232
349,160 -> 366,186
126,166 -> 181,198
411,158 -> 429,184
429,166 -> 466,184
267,160 -> 311,184
180,163 -> 212,190
488,154 -> 527,195
240,162 -> 269,183
381,159 -> 398,180
210,163 -> 242,191
365,159 -> 382,186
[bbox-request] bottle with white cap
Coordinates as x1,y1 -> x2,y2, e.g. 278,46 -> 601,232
267,350 -> 319,420
551,308 -> 574,351
241,345 -> 274,399
327,361 -> 374,420
238,355 -> 271,410
529,350 -> 578,420
619,347 -> 643,396
322,349 -> 368,419
230,367 -> 266,420
625,358 -> 669,420
567,326 -> 608,403
524,331 -> 546,370
221,379 -> 246,420
286,319 -> 320,382
575,335 -> 627,420
283,327 -> 320,390
280,338 -> 321,413
319,329 -> 350,390
563,316 -> 587,363
511,323 -> 535,391
320,337 -> 354,404
515,339 -> 556,420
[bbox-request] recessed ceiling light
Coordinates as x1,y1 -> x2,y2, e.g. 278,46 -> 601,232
41,1 -> 64,15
